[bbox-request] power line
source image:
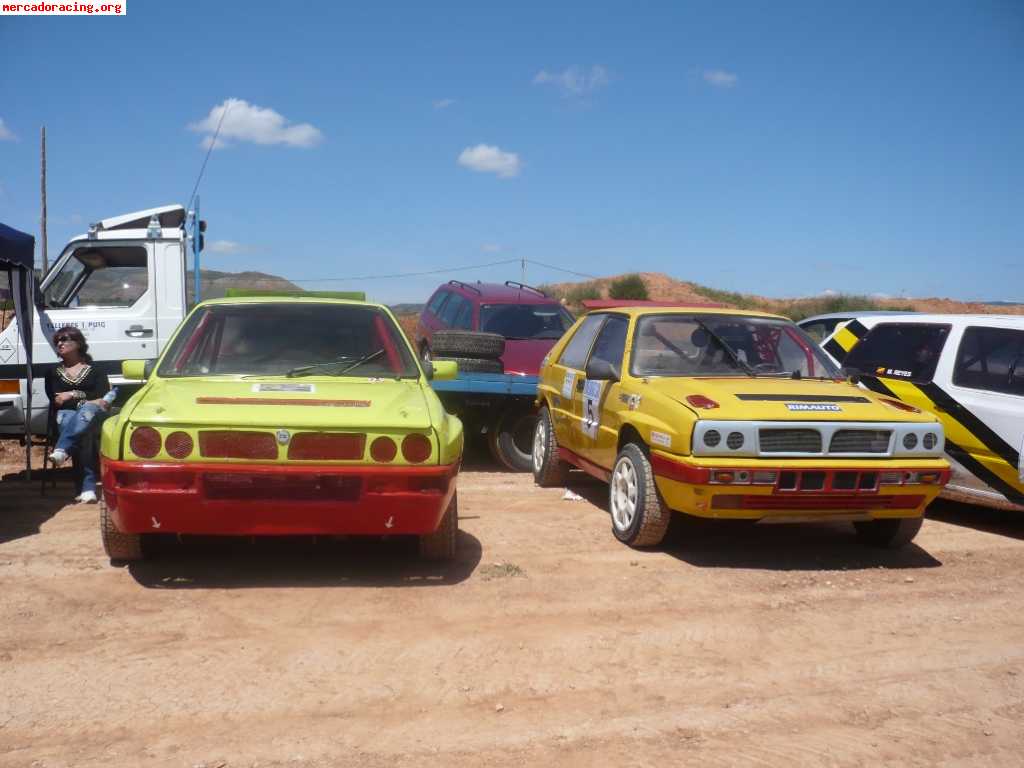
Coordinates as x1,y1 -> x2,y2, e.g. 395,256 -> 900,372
289,258 -> 520,283
186,101 -> 231,212
525,259 -> 598,279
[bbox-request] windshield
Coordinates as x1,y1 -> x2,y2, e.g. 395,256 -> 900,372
158,303 -> 420,378
630,314 -> 839,378
479,303 -> 574,340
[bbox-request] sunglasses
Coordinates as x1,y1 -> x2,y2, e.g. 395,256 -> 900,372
55,336 -> 77,344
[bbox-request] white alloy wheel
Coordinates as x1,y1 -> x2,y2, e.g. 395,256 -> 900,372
533,417 -> 547,474
611,455 -> 639,532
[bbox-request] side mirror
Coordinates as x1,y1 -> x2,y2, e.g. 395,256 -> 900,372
586,359 -> 620,381
122,359 -> 148,380
431,360 -> 458,381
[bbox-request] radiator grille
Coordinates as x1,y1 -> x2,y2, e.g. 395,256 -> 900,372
829,430 -> 891,454
758,428 -> 822,453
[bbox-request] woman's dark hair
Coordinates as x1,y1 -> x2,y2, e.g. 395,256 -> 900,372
52,325 -> 93,363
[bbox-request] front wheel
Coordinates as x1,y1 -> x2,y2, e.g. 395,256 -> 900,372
419,492 -> 458,561
609,443 -> 671,548
100,499 -> 146,563
853,517 -> 923,548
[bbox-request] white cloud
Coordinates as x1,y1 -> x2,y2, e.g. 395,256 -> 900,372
703,69 -> 738,88
0,118 -> 17,141
821,289 -> 839,297
187,98 -> 323,150
457,144 -> 521,178
480,243 -> 502,253
207,239 -> 249,255
533,65 -> 610,97
433,98 -> 455,110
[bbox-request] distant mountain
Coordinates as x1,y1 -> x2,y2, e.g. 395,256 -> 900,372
389,303 -> 425,315
186,269 -> 302,302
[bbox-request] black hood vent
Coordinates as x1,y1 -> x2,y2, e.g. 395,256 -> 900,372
734,394 -> 870,403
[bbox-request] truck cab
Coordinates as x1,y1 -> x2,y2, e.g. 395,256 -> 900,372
0,204 -> 193,436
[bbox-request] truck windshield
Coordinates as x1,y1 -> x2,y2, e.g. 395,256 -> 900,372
158,303 -> 420,378
631,314 -> 839,378
480,303 -> 574,340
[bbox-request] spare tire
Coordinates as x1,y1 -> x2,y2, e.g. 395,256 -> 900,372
436,356 -> 504,374
432,331 -> 505,360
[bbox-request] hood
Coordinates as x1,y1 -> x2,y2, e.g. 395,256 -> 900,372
501,338 -> 557,376
644,376 -> 937,424
127,377 -> 433,430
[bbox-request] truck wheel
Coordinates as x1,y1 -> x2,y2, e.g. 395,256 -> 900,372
436,356 -> 504,374
609,443 -> 671,548
432,331 -> 505,360
489,409 -> 537,472
100,499 -> 145,563
419,492 -> 458,561
853,517 -> 923,548
532,406 -> 569,487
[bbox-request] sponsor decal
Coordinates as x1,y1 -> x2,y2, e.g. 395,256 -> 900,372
786,403 -> 841,412
581,379 -> 603,438
196,397 -> 371,407
650,430 -> 672,448
0,339 -> 14,363
253,382 -> 315,393
562,371 -> 576,399
877,367 -> 912,378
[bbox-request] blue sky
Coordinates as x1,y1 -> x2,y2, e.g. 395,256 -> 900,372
1,1 -> 1021,303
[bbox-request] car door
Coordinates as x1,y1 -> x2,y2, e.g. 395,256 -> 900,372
943,324 -> 1024,506
578,314 -> 629,470
548,313 -> 605,454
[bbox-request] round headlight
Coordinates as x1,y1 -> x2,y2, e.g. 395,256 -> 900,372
923,432 -> 937,450
903,433 -> 918,450
703,430 -> 721,448
726,432 -> 744,450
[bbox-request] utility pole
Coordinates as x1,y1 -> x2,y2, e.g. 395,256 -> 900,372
521,256 -> 526,285
40,125 -> 47,274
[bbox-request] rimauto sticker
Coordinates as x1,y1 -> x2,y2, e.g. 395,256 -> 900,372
254,383 -> 315,393
650,430 -> 672,448
786,403 -> 841,412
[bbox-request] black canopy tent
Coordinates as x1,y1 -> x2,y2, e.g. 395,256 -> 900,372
0,222 -> 36,477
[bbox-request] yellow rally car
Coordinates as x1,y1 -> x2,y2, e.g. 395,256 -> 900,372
99,297 -> 463,563
533,307 -> 951,549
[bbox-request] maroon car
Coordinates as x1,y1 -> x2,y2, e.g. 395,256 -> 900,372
416,281 -> 575,470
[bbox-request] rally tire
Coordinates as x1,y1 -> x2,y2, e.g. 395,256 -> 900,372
419,492 -> 458,561
100,499 -> 145,563
436,356 -> 504,374
489,409 -> 538,472
431,331 -> 505,360
532,407 -> 570,487
609,443 -> 671,548
853,517 -> 923,549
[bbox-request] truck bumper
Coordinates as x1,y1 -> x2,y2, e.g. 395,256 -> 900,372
101,458 -> 458,536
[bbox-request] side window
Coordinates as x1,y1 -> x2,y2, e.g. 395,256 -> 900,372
438,294 -> 466,327
559,314 -> 606,370
43,245 -> 148,308
953,326 -> 1024,396
587,315 -> 629,372
427,290 -> 449,316
452,298 -> 473,330
801,320 -> 837,344
844,323 -> 950,383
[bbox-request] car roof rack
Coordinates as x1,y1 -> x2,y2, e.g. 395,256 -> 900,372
448,279 -> 482,295
504,280 -> 547,297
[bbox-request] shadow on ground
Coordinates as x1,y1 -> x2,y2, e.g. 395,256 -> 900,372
128,529 -> 482,589
0,467 -> 76,546
927,499 -> 1024,541
566,474 -> 941,572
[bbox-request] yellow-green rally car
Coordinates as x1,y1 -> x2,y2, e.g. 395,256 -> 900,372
532,307 -> 950,549
99,297 -> 463,562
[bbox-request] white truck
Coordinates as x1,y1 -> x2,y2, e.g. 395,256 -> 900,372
0,204 -> 197,437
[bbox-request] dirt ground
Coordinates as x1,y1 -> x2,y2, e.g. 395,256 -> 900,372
1,443 -> 1023,768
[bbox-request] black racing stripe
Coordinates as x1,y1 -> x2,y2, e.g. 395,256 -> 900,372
858,375 -> 898,398
824,338 -> 848,362
734,394 -> 870,403
918,382 -> 1021,470
944,438 -> 1024,506
845,319 -> 869,339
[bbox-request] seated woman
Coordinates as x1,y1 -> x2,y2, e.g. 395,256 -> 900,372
45,326 -> 112,504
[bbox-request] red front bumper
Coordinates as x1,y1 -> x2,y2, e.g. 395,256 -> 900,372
101,459 -> 457,536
